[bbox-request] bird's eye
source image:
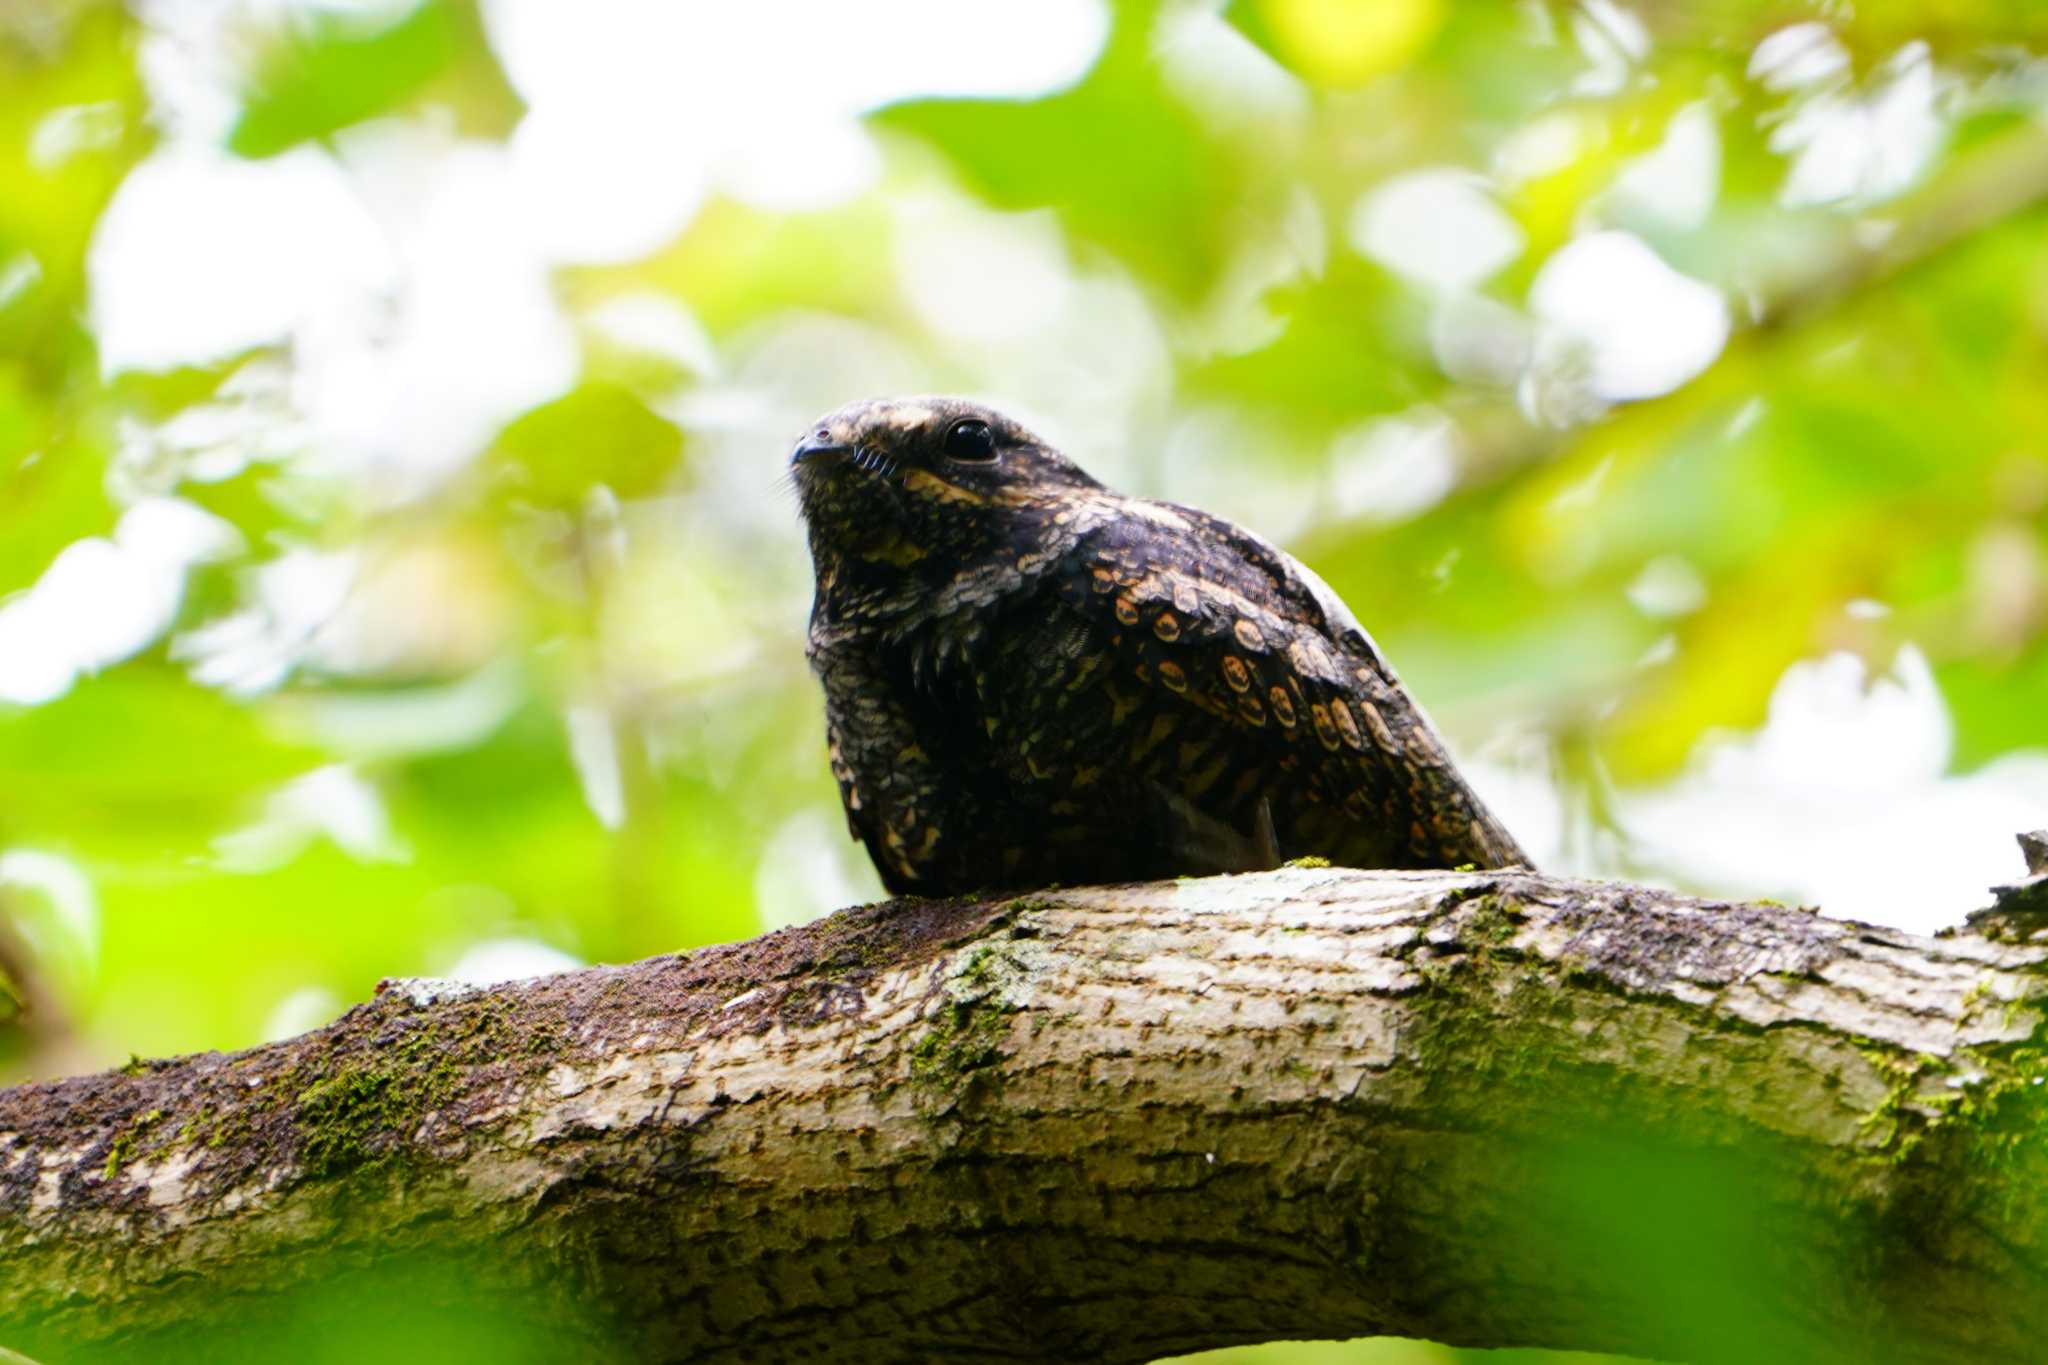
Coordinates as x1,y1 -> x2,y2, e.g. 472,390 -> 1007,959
943,419 -> 997,463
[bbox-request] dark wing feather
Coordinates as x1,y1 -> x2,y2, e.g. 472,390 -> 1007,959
1008,500 -> 1527,872
810,624 -> 981,894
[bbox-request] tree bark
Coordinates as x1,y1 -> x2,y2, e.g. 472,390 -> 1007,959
1,867 -> 2044,1364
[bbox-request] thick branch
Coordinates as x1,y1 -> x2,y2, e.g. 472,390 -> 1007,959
2,869 -> 2045,1363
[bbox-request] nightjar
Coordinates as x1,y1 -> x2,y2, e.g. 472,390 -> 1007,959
791,396 -> 1528,896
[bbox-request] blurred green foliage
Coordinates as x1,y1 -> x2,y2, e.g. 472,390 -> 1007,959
1,0 -> 2046,1358
228,0 -> 521,157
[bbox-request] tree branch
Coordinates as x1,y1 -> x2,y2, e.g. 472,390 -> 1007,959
2,868 -> 2044,1363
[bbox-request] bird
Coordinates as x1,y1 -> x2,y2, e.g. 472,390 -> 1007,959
789,396 -> 1528,897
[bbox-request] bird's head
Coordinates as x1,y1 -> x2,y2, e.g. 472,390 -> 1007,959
790,396 -> 1103,609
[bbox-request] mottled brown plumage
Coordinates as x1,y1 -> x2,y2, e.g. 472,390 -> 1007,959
791,396 -> 1528,895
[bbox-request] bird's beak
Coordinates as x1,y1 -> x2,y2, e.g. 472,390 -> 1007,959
791,432 -> 853,466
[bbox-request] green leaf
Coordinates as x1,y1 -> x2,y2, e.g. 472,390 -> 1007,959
0,405 -> 113,596
488,382 -> 684,507
590,196 -> 899,339
228,0 -> 520,158
0,1 -> 149,310
0,668 -> 321,831
872,1 -> 1232,300
1939,648 -> 2048,773
1183,262 -> 1426,423
1223,0 -> 1448,89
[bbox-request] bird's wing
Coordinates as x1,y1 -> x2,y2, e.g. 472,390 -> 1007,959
809,623 -> 968,894
1040,500 -> 1529,871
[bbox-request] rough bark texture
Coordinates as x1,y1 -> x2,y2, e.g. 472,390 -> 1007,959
1,868 -> 2045,1364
